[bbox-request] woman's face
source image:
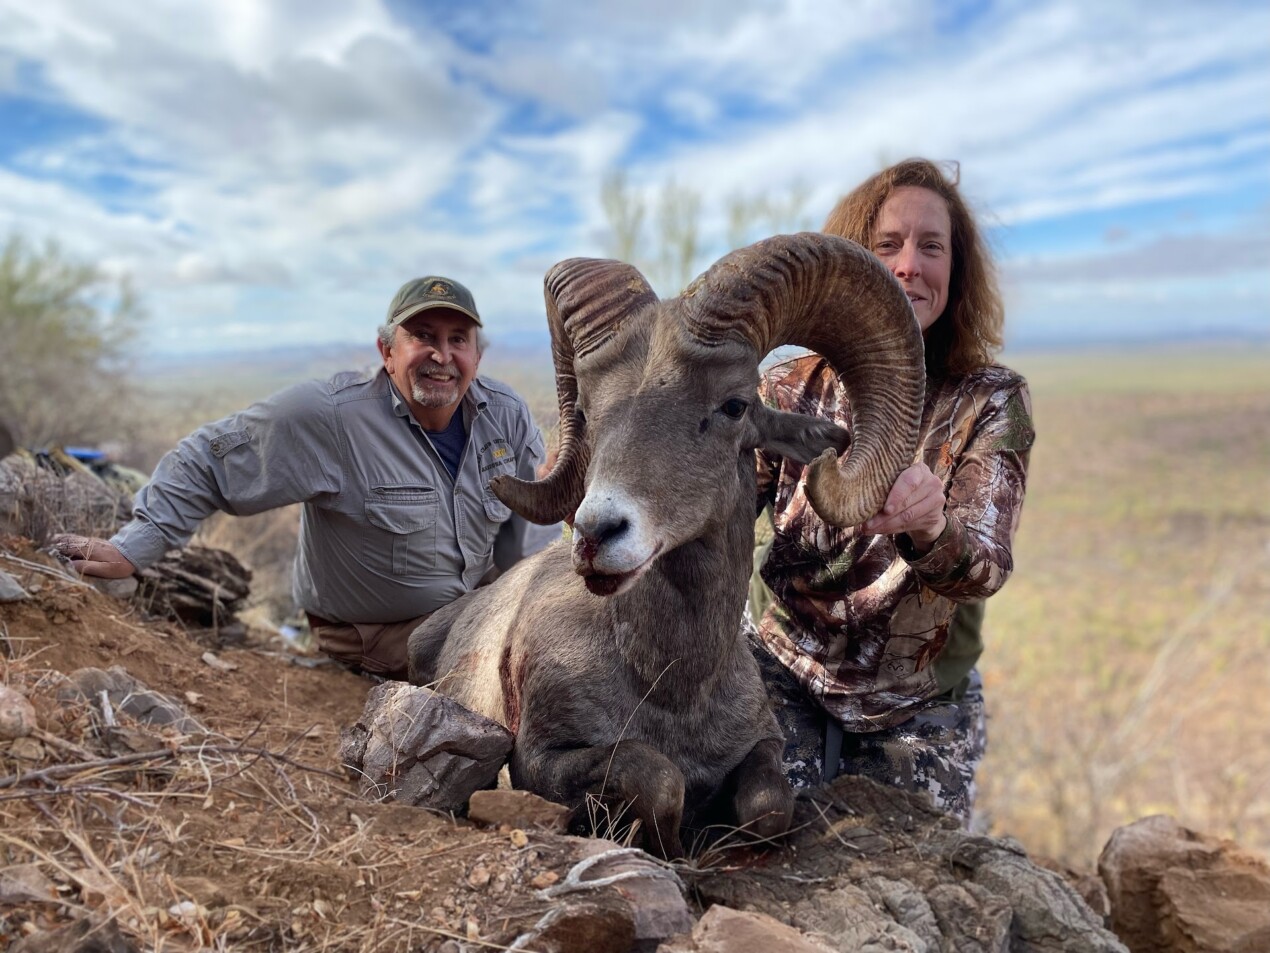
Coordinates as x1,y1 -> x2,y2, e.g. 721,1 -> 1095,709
871,186 -> 953,332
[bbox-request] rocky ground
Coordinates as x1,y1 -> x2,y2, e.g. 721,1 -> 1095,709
1,534 -> 1266,952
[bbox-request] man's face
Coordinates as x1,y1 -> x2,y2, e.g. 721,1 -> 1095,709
379,310 -> 481,417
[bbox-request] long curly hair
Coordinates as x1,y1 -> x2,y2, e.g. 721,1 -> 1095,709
822,159 -> 1004,377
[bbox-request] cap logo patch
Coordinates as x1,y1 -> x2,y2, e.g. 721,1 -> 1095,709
429,281 -> 452,297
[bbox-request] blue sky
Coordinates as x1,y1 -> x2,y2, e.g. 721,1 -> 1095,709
0,0 -> 1267,355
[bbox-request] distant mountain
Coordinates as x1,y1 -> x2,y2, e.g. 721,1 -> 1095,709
139,321 -> 1269,376
1007,324 -> 1270,352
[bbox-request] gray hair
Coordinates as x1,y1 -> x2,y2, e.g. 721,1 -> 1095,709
378,323 -> 489,355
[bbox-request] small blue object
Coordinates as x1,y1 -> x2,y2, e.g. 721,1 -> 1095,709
65,447 -> 107,462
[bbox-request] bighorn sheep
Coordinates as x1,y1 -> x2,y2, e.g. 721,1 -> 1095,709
408,233 -> 924,858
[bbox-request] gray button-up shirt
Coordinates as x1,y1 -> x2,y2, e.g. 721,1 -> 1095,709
112,369 -> 557,624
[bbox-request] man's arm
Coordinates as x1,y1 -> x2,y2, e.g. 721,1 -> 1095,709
56,379 -> 343,577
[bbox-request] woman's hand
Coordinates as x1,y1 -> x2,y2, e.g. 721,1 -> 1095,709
860,463 -> 947,550
51,534 -> 137,578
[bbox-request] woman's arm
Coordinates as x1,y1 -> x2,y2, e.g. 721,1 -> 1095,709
871,378 -> 1034,601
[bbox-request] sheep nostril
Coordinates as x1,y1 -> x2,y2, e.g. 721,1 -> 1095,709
594,516 -> 629,546
581,518 -> 627,548
577,515 -> 629,555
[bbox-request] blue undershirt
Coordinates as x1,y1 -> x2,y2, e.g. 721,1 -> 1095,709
424,412 -> 467,481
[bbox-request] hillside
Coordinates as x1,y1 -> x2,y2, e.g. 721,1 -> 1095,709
1,542 -> 1131,951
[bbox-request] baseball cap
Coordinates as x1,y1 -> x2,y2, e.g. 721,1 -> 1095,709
386,276 -> 482,328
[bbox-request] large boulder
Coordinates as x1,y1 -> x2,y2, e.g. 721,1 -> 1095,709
690,775 -> 1126,952
340,681 -> 513,812
1098,814 -> 1270,953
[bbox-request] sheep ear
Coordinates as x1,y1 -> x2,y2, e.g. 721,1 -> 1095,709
750,404 -> 849,464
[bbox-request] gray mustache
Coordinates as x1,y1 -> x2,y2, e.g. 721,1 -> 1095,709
415,364 -> 459,379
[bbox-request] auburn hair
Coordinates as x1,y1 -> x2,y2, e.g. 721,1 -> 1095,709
822,158 -> 1003,377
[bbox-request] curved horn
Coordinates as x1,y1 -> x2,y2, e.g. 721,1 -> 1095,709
490,258 -> 659,524
683,232 -> 924,527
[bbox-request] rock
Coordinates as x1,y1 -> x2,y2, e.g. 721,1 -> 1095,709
569,842 -> 695,945
339,682 -> 513,812
1036,855 -> 1112,925
8,737 -> 45,761
0,683 -> 37,739
10,918 -> 141,953
659,905 -> 837,953
692,775 -> 1126,952
0,567 -> 29,602
0,864 -> 58,904
510,842 -> 691,952
468,789 -> 571,832
86,576 -> 138,600
135,545 -> 252,636
1099,814 -> 1270,953
57,667 -> 206,734
200,651 -> 238,672
512,892 -> 637,953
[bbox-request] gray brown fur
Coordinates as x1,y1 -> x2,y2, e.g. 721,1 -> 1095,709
408,233 -> 925,858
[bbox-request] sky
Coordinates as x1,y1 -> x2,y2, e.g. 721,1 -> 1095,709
0,0 -> 1267,357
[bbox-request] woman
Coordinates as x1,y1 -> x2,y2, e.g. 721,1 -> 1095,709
750,158 -> 1034,825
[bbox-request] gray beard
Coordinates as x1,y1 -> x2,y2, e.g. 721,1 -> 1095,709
411,367 -> 460,408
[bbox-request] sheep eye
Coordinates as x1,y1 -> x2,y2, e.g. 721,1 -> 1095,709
719,398 -> 748,420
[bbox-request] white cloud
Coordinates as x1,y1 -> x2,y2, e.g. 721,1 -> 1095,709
1007,229 -> 1270,283
0,0 -> 1266,354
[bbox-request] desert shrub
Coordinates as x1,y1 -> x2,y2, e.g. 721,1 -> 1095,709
0,235 -> 144,450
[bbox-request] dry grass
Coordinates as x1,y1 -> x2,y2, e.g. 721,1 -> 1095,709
2,663 -> 399,949
0,590 -> 553,953
979,346 -> 1270,865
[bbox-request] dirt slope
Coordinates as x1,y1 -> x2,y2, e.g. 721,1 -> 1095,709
0,536 -> 568,951
1,536 -> 1129,953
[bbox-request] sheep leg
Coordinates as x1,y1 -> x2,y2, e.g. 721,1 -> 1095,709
724,736 -> 794,844
512,739 -> 687,859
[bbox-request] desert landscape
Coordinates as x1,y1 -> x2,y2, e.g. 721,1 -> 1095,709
3,341 -> 1269,951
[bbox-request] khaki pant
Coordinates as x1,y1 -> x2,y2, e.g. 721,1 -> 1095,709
306,612 -> 430,681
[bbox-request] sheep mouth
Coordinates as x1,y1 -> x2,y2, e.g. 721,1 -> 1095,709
583,572 -> 633,596
579,545 -> 662,596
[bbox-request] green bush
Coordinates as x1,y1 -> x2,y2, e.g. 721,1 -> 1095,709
0,235 -> 143,449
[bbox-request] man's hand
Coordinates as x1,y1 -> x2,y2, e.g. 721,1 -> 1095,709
860,463 -> 947,551
51,534 -> 137,579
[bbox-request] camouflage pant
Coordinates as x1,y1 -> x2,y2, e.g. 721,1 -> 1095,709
749,632 -> 986,827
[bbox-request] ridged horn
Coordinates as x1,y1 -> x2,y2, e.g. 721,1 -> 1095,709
490,258 -> 659,524
683,232 -> 924,527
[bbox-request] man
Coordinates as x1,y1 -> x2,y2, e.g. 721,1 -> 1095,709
55,276 -> 556,680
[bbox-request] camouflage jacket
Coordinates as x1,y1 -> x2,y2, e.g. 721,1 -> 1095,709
755,355 -> 1035,732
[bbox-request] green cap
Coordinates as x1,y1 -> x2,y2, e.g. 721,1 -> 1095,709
386,276 -> 482,328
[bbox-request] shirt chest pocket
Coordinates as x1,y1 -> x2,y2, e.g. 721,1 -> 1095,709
364,486 -> 439,576
482,479 -> 512,524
